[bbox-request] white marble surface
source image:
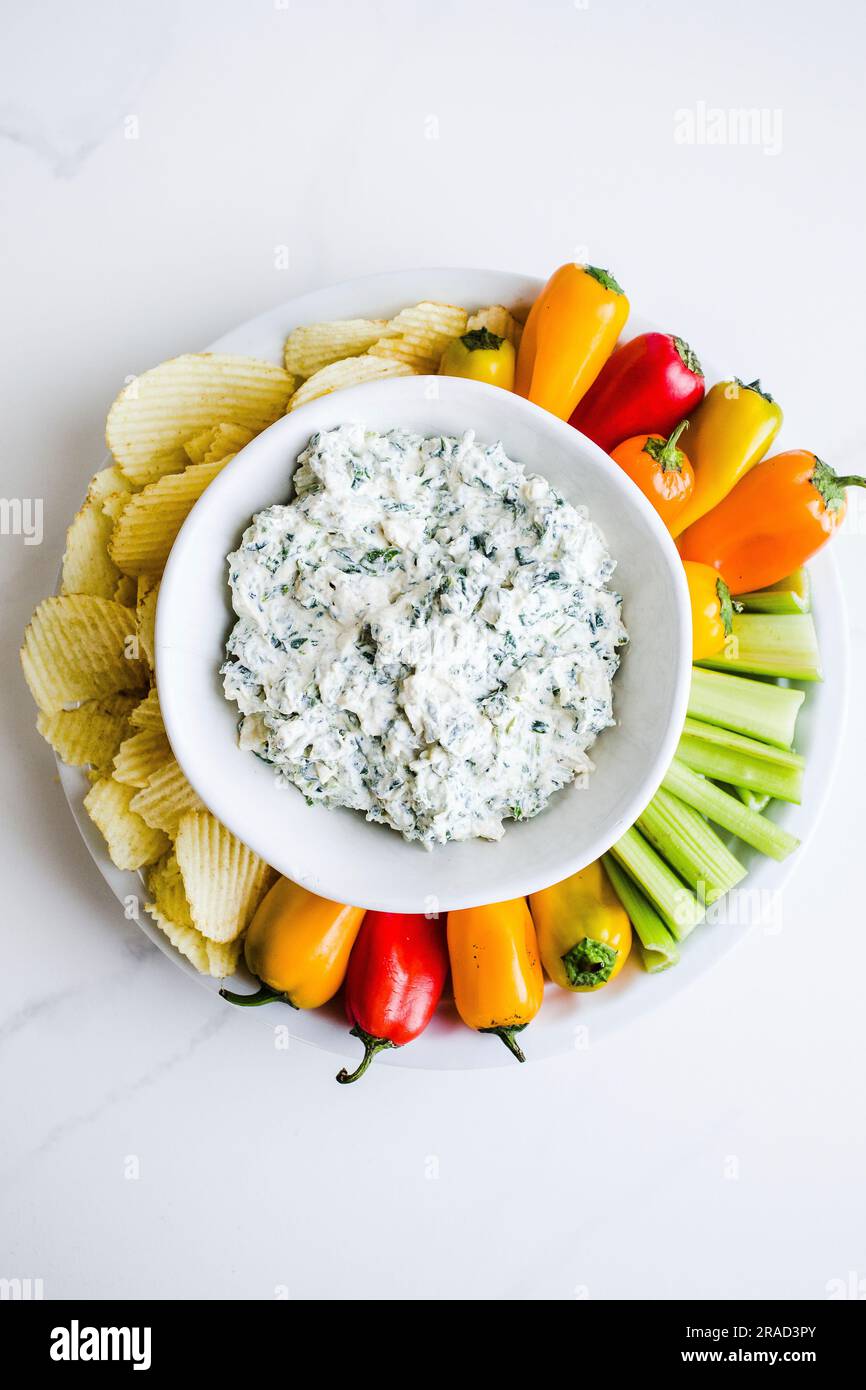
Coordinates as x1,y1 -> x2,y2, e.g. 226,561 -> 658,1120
2,0 -> 865,1300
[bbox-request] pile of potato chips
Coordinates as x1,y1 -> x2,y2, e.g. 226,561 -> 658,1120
21,298 -> 523,978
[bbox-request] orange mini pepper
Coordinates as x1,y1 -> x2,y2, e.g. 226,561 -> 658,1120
683,560 -> 736,661
514,263 -> 630,420
610,420 -> 695,531
680,451 -> 866,593
220,876 -> 364,1010
447,898 -> 544,1062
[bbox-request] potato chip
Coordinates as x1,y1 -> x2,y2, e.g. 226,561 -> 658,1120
129,757 -> 205,836
21,595 -> 147,714
289,355 -> 416,411
183,421 -> 254,465
148,849 -> 193,926
114,574 -> 137,606
60,499 -> 122,599
368,301 -> 468,372
109,456 -> 230,576
113,727 -> 172,787
136,579 -> 159,669
145,903 -> 242,977
129,686 -> 163,732
37,694 -> 138,770
284,319 -> 394,379
83,776 -> 169,870
87,465 -> 134,505
202,422 -> 254,463
182,426 -> 217,465
107,353 -> 294,486
466,304 -> 523,349
203,936 -> 244,978
101,491 -> 131,523
175,810 -> 276,943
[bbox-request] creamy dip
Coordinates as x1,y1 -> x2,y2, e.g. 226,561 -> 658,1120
222,425 -> 627,847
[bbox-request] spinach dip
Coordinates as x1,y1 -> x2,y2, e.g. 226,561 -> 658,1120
222,424 -> 627,847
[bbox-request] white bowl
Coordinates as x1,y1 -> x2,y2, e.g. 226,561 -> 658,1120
156,374 -> 691,912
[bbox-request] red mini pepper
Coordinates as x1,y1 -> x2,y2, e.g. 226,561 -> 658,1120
336,911 -> 449,1084
569,331 -> 705,453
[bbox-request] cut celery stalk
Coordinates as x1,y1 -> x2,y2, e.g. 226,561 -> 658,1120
603,854 -> 680,972
636,786 -> 748,903
734,785 -> 771,814
662,758 -> 799,861
677,734 -> 804,804
736,567 -> 811,615
680,718 -> 804,769
698,614 -> 821,681
688,668 -> 804,749
608,827 -> 704,942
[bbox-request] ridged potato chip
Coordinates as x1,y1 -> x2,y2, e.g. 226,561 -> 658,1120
109,456 -> 230,576
129,687 -> 163,732
183,425 -> 217,465
184,421 -> 254,465
61,499 -> 122,600
114,574 -> 137,606
284,319 -> 394,379
136,579 -> 159,669
289,355 -> 416,411
148,849 -> 193,926
107,353 -> 294,486
146,903 -> 210,973
202,422 -> 254,463
83,776 -> 169,870
368,301 -> 467,372
466,304 -> 523,349
87,465 -> 133,506
145,903 -> 242,978
129,757 -> 205,836
37,694 -> 138,771
175,809 -> 276,943
113,727 -> 172,788
21,596 -> 147,714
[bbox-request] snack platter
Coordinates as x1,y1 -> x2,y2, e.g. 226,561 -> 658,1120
39,267 -> 848,1072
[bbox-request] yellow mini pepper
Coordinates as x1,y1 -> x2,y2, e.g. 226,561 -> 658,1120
439,328 -> 515,390
684,560 -> 736,661
220,877 -> 364,1010
514,263 -> 629,420
447,898 -> 544,1061
529,860 -> 631,991
671,378 -> 782,537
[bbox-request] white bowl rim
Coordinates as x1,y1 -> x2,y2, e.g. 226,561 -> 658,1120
155,373 -> 692,911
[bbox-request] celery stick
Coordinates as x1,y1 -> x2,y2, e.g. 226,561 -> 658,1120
636,787 -> 748,902
698,614 -> 822,681
676,734 -> 804,804
603,854 -> 680,972
736,567 -> 811,615
662,758 -> 799,861
734,785 -> 771,813
608,827 -> 704,941
681,718 -> 804,769
688,667 -> 804,748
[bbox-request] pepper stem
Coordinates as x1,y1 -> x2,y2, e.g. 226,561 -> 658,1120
480,1024 -> 528,1062
811,458 -> 866,513
643,419 -> 689,473
335,1025 -> 397,1084
219,982 -> 295,1008
673,336 -> 703,377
